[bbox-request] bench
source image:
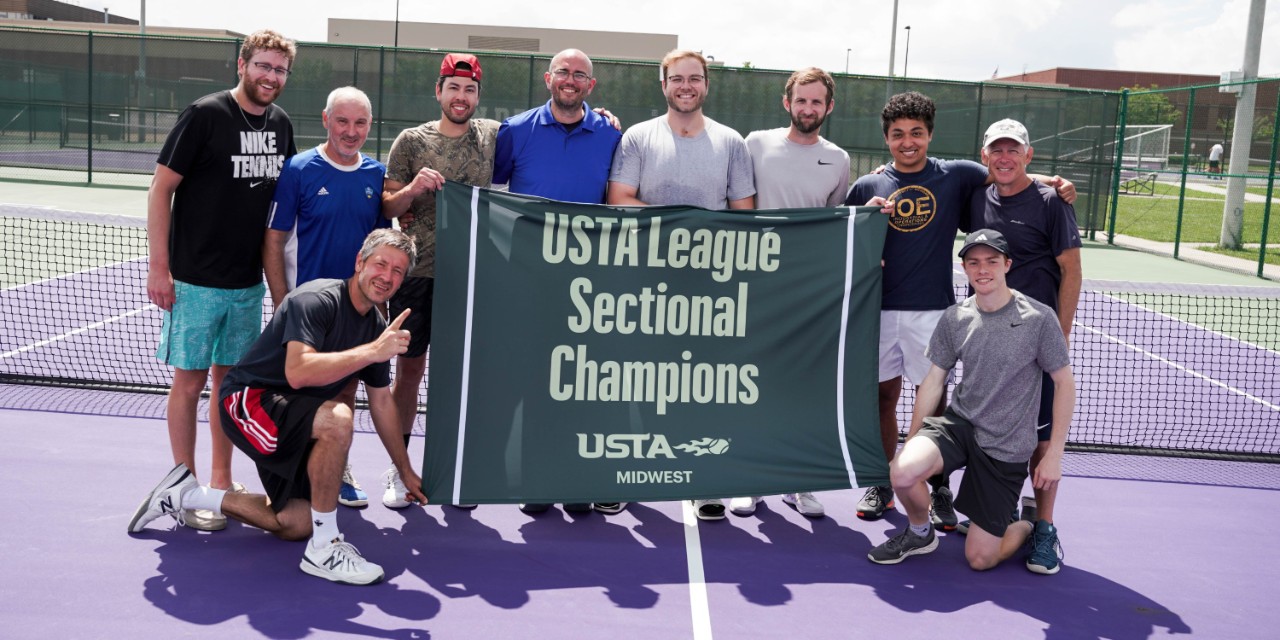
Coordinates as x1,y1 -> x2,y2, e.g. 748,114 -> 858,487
1119,169 -> 1158,196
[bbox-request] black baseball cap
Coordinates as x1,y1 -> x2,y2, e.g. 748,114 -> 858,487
958,229 -> 1010,257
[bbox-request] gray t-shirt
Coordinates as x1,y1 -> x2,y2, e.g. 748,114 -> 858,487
609,115 -> 755,209
745,127 -> 849,209
927,290 -> 1071,462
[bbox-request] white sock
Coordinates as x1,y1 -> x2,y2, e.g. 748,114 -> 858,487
910,523 -> 932,538
309,508 -> 340,548
180,486 -> 227,514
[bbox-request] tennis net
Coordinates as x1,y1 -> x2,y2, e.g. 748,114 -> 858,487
2,206 -> 1278,461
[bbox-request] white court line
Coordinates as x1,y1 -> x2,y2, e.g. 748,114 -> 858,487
1095,291 -> 1280,357
3,256 -> 147,292
0,303 -> 155,360
682,500 -> 714,640
1078,323 -> 1280,412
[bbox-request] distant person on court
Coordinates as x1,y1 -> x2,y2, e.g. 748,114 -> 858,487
730,66 -> 849,519
493,48 -> 626,516
145,29 -> 297,532
380,54 -> 496,510
263,86 -> 389,511
964,118 -> 1082,575
845,92 -> 1074,531
867,229 -> 1074,570
1209,142 -> 1224,179
130,229 -> 427,586
607,48 -> 755,521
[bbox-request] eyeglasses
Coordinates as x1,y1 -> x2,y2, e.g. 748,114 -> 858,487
665,75 -> 706,86
251,61 -> 292,78
550,69 -> 592,83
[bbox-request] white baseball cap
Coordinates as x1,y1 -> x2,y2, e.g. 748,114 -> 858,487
983,118 -> 1030,147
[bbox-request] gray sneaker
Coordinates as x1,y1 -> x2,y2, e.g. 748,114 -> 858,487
929,486 -> 958,531
868,526 -> 938,565
128,464 -> 197,533
856,486 -> 895,520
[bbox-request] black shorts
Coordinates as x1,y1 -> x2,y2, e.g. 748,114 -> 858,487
919,410 -> 1028,537
389,276 -> 433,358
1037,371 -> 1053,442
1209,160 -> 1221,170
220,386 -> 323,513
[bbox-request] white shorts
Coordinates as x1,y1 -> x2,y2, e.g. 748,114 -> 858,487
878,309 -> 946,385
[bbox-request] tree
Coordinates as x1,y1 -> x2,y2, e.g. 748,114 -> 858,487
1123,85 -> 1180,125
1218,114 -> 1275,142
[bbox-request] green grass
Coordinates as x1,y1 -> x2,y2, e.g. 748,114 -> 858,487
1110,191 -> 1280,243
1200,245 -> 1280,268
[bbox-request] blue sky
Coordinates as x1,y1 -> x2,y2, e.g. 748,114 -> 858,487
90,0 -> 1277,82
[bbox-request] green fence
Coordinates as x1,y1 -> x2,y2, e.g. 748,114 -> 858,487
1106,80 -> 1280,277
0,25 -> 1120,229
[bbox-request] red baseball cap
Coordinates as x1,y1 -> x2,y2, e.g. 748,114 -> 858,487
440,53 -> 482,83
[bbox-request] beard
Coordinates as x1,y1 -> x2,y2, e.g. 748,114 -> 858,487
790,111 -> 826,135
665,92 -> 705,114
239,77 -> 279,108
552,87 -> 585,114
441,102 -> 476,125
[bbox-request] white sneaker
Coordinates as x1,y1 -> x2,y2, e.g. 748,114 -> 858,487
691,499 -> 726,521
299,535 -> 384,585
729,496 -> 762,516
783,492 -> 825,518
382,467 -> 410,509
128,464 -> 197,533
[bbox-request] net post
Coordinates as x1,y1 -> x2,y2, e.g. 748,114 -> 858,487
1106,89 -> 1129,243
86,30 -> 93,185
376,46 -> 385,160
1258,93 -> 1280,278
1174,88 -> 1197,259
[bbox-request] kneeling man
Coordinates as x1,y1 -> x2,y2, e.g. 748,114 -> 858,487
867,229 -> 1074,571
130,229 -> 428,585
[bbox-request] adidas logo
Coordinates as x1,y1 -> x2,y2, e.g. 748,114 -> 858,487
317,186 -> 330,196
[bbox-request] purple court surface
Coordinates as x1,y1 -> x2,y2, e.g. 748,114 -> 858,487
1,383 -> 1277,639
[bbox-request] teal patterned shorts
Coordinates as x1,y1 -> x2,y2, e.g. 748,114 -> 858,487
156,280 -> 264,370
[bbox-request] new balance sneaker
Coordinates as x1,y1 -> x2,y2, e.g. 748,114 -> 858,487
729,496 -> 762,516
867,526 -> 938,565
129,464 -> 197,533
929,486 -> 958,531
594,502 -> 628,515
183,481 -> 247,531
519,503 -> 552,514
856,486 -> 895,520
1025,519 -> 1063,575
692,499 -> 726,521
783,492 -> 825,518
300,535 -> 384,585
382,467 -> 410,509
339,464 -> 369,508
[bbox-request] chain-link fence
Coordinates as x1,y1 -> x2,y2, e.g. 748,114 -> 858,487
0,25 -> 1122,223
1106,80 -> 1280,277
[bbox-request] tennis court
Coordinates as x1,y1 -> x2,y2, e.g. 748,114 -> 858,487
1,184 -> 1278,638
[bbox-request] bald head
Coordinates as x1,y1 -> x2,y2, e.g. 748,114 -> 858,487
549,49 -> 593,76
545,48 -> 597,120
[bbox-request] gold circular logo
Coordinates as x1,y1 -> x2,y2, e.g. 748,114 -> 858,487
886,185 -> 938,232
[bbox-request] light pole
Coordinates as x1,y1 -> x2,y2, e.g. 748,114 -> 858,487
394,0 -> 400,48
845,48 -> 851,74
903,25 -> 912,77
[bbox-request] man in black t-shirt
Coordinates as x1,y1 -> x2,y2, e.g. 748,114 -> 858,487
146,29 -> 297,532
130,229 -> 427,586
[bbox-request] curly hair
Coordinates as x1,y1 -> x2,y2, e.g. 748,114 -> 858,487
881,91 -> 935,135
239,29 -> 297,66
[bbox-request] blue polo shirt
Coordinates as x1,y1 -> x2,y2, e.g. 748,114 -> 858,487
494,100 -> 621,204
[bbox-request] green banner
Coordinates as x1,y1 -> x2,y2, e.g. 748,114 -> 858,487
424,182 -> 889,504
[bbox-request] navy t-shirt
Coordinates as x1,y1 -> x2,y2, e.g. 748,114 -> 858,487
846,158 -> 988,310
221,279 -> 390,399
965,180 -> 1081,311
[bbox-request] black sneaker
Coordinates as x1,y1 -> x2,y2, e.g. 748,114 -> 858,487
1025,520 -> 1063,575
856,486 -> 895,520
519,503 -> 551,514
563,503 -> 593,513
868,526 -> 938,564
593,502 -> 628,515
929,486 -> 958,531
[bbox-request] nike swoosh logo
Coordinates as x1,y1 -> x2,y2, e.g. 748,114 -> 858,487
817,160 -> 832,165
250,181 -> 265,188
1011,322 -> 1024,327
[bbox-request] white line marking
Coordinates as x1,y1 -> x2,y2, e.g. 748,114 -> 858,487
0,304 -> 155,359
836,212 -> 860,488
451,187 -> 482,505
3,256 -> 147,292
682,500 -> 713,640
1094,291 -> 1280,357
1078,323 -> 1279,412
